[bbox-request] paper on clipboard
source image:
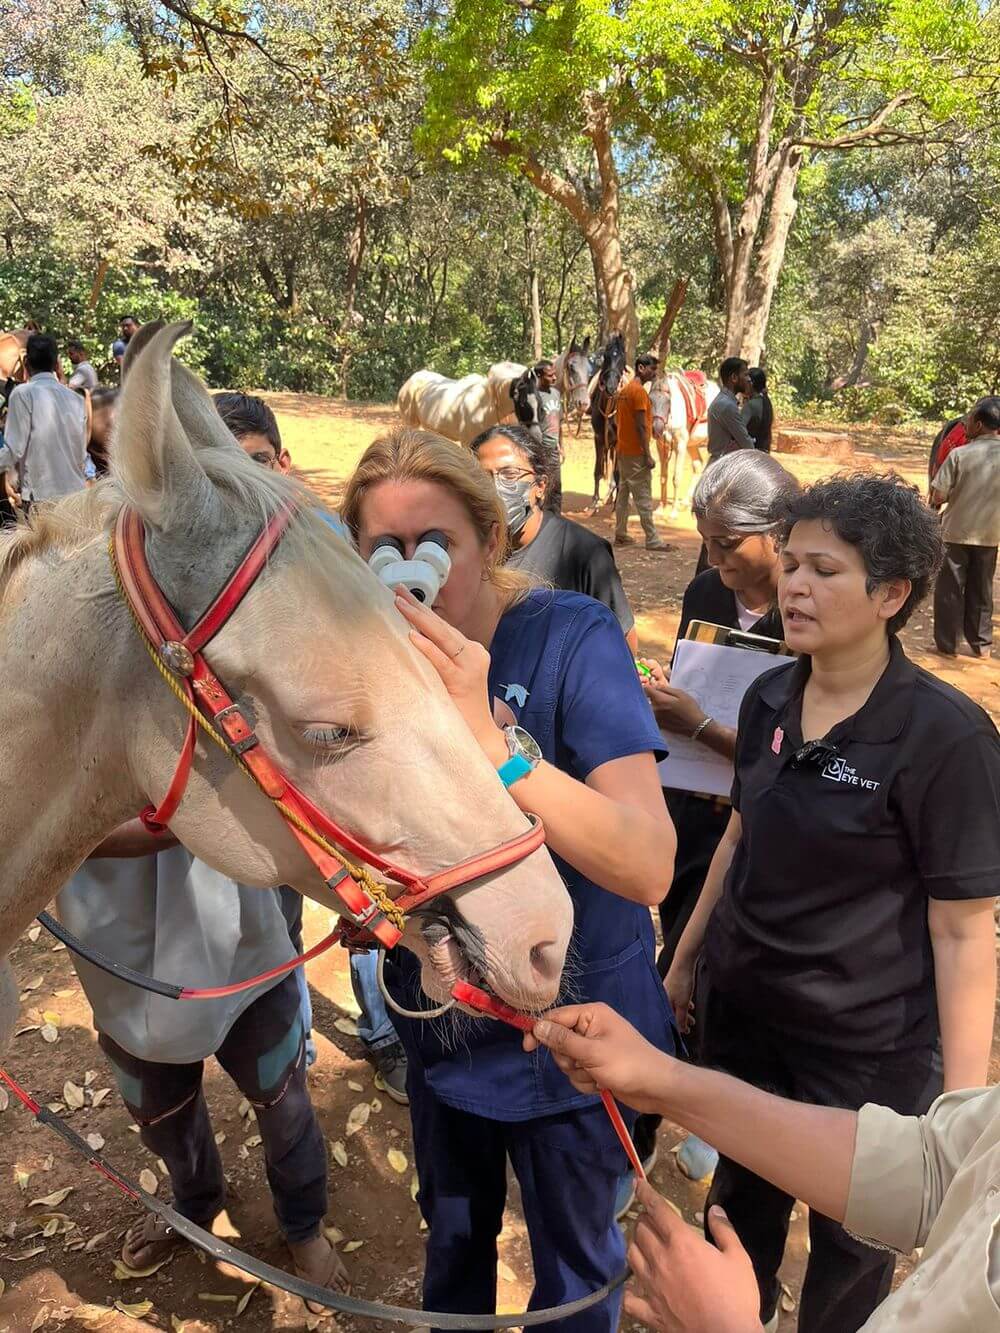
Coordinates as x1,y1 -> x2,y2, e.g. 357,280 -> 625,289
657,638 -> 787,796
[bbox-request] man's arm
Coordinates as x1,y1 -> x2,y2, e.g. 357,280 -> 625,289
0,387 -> 28,472
635,399 -> 654,468
930,455 -> 956,508
90,819 -> 178,858
719,394 -> 755,449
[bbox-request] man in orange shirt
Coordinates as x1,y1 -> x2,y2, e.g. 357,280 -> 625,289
615,353 -> 669,551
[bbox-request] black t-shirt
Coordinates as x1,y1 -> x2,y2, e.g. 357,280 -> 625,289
675,567 -> 782,647
506,512 -> 634,633
705,636 -> 1000,1054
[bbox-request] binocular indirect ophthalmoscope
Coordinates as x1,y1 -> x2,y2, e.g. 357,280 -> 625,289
368,530 -> 452,604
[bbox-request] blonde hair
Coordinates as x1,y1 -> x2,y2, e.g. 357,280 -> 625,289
341,426 -> 534,605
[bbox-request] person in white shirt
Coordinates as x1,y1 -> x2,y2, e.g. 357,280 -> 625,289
0,333 -> 88,505
67,339 -> 99,391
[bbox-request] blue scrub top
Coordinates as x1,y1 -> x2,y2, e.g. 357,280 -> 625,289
386,589 -> 677,1121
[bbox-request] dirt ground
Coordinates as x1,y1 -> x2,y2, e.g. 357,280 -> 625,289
2,400 -> 999,1333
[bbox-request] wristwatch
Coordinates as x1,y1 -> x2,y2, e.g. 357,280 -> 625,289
496,724 -> 542,789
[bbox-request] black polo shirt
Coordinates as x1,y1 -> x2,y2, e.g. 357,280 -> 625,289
705,636 -> 1000,1054
506,512 -> 634,633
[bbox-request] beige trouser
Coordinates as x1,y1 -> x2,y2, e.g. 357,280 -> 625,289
615,453 -> 657,542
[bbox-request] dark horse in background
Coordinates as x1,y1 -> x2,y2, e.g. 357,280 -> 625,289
588,332 -> 626,507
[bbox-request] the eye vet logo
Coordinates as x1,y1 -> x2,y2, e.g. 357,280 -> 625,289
821,757 -> 880,791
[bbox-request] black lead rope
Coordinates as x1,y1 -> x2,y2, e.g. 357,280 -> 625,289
6,1092 -> 627,1328
37,912 -> 186,999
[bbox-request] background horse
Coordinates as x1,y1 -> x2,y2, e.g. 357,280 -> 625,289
588,332 -> 626,507
649,369 -> 719,512
552,336 -> 592,437
0,322 -> 574,1055
0,329 -> 30,403
396,361 -> 539,444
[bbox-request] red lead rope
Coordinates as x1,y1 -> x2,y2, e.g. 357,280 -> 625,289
450,981 -> 646,1180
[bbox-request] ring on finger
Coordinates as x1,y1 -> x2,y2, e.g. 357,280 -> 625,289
449,644 -> 466,661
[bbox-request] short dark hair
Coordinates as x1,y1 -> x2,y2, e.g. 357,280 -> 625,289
120,314 -> 139,325
212,392 -> 282,452
469,422 -> 558,481
748,367 -> 767,393
534,359 -> 553,375
67,339 -> 85,355
774,472 -> 943,635
970,396 -> 1000,434
635,354 -> 659,371
91,386 -> 119,410
720,356 -> 748,383
26,334 -> 58,374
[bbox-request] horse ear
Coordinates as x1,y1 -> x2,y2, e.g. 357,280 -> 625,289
582,335 -> 591,352
112,321 -> 215,530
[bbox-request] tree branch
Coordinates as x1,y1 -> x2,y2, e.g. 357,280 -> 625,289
794,92 -> 925,149
489,136 -> 598,231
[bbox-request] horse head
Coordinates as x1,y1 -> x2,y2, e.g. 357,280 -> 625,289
599,332 -> 626,396
510,367 -> 543,441
0,323 -> 573,1053
559,337 -> 592,412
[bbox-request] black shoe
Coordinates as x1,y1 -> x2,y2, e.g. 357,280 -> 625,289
371,1040 -> 409,1105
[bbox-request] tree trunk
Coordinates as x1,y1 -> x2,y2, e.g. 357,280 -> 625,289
590,244 -> 609,346
649,278 -> 688,360
87,258 -> 109,328
530,266 -> 543,360
829,316 -> 875,391
739,147 -> 803,364
587,224 -> 639,360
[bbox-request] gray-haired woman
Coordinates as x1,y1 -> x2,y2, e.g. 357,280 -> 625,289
626,451 -> 800,1203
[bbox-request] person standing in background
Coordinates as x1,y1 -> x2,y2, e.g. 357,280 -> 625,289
707,358 -> 755,459
741,368 -> 773,452
931,396 -> 1000,658
112,314 -> 141,371
534,359 -> 564,513
0,333 -> 88,507
67,339 -> 99,391
615,353 -> 670,552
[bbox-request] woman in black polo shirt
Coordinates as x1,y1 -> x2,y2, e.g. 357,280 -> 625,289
667,473 -> 1000,1333
628,451 -> 799,1198
470,423 -> 638,651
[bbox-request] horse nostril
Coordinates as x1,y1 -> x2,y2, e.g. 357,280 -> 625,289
529,940 -> 561,983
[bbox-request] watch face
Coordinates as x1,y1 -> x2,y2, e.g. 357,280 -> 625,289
510,725 -> 542,763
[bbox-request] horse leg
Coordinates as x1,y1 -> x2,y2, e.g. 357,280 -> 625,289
592,428 -> 604,508
655,435 -> 669,511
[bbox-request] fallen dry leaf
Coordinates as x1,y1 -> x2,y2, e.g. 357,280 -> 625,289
346,1102 -> 371,1137
41,1010 -> 61,1026
324,1225 -> 344,1245
46,1103 -> 66,1114
30,1306 -> 50,1332
64,1081 -> 85,1110
12,1245 -> 47,1260
138,1169 -> 159,1195
29,1187 -> 74,1208
331,1140 -> 348,1167
54,988 -> 75,998
85,1230 -> 112,1251
237,1098 -> 252,1118
0,1278 -> 4,1297
27,925 -> 41,943
84,1069 -> 98,1086
347,1080 -> 364,1093
114,1300 -> 154,1319
15,1167 -> 31,1190
39,1023 -> 59,1043
22,975 -> 43,992
781,1292 -> 797,1313
90,1088 -> 111,1108
214,1131 -> 226,1146
86,1133 -> 105,1151
333,1016 -> 359,1037
243,1134 -> 262,1149
343,1240 -> 364,1253
170,1316 -> 187,1332
198,1293 -> 237,1303
75,1304 -> 115,1324
410,1174 -> 419,1202
235,1283 -> 259,1315
370,1097 -> 383,1114
15,1024 -> 40,1036
0,1086 -> 8,1113
65,1239 -> 86,1252
497,1261 -> 517,1283
42,1218 -> 60,1237
387,1148 -> 408,1174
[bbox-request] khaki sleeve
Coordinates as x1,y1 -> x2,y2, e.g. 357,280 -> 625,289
845,1086 -> 999,1254
931,452 -> 957,499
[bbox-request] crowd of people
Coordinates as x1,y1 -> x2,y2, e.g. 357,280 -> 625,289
2,319 -> 999,1333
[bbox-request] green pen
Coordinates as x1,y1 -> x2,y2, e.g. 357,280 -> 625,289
635,659 -> 652,679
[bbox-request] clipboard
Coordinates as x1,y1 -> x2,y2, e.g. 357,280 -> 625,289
656,620 -> 791,797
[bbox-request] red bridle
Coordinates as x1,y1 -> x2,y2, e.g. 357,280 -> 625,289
111,504 -> 545,950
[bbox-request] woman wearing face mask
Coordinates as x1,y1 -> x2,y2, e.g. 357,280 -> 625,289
341,427 -> 677,1333
470,423 -> 638,652
665,473 -> 1000,1333
627,452 -> 800,1199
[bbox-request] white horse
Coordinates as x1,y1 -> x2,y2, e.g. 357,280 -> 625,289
396,362 -> 535,445
648,370 -> 719,512
0,322 -> 574,1055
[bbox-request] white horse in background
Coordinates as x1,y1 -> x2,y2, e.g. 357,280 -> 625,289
0,322 -> 575,1056
396,362 -> 536,445
649,370 -> 719,512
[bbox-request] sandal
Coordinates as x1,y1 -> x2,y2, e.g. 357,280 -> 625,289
289,1232 -> 351,1313
121,1212 -> 186,1270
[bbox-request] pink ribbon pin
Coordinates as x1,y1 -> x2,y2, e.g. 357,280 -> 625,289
772,726 -> 784,755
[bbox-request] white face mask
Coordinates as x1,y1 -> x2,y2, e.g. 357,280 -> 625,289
495,475 -> 535,536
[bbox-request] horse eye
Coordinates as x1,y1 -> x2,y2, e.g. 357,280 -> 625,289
303,724 -> 359,750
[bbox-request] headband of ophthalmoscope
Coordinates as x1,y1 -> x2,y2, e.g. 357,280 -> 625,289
368,530 -> 451,604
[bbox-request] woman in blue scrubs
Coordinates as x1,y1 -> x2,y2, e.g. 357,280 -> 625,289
341,427 -> 678,1332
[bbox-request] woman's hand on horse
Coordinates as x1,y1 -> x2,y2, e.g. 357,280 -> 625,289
394,588 -> 503,760
645,682 -> 705,736
524,1002 -> 675,1115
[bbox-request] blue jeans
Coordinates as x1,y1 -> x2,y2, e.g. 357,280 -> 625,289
350,950 -> 397,1051
278,887 -> 313,1037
